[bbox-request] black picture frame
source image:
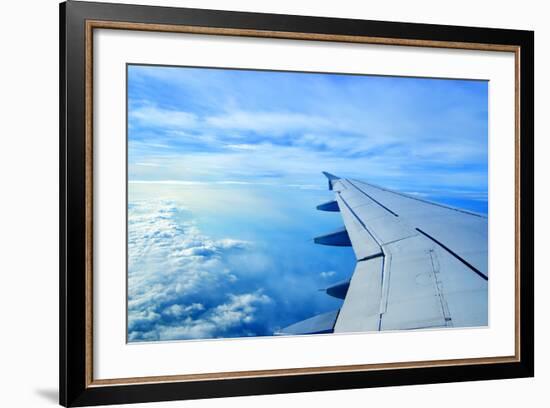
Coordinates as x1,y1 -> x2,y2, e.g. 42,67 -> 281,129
60,1 -> 534,406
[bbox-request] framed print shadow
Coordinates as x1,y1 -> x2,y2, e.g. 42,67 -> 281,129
60,1 -> 534,406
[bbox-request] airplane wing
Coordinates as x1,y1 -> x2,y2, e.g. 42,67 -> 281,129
277,172 -> 488,335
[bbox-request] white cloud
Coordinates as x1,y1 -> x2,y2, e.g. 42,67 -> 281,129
135,162 -> 163,167
127,200 -> 273,342
130,105 -> 198,129
209,292 -> 272,330
320,271 -> 336,279
163,303 -> 205,318
135,292 -> 272,341
225,144 -> 259,151
287,184 -> 324,191
206,110 -> 333,136
215,238 -> 250,250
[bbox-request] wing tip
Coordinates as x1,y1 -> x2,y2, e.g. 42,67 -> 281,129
322,171 -> 340,181
322,172 -> 340,190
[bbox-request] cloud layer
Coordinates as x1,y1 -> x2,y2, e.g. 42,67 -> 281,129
128,201 -> 274,341
128,65 -> 489,207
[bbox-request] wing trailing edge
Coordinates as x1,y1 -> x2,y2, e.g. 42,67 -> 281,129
274,309 -> 339,336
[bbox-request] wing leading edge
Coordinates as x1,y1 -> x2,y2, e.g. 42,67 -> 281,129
276,172 -> 488,336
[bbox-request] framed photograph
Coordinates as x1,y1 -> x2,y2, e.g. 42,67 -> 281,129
60,1 -> 534,406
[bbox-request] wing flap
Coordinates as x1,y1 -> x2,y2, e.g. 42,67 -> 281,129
334,257 -> 384,333
276,310 -> 339,336
378,235 -> 450,330
380,234 -> 488,330
335,194 -> 382,260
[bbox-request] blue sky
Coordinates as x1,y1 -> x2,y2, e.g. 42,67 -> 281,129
126,65 -> 488,342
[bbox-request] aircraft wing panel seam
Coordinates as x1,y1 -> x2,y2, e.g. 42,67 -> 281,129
381,233 -> 419,247
350,178 -> 487,219
337,192 -> 384,248
416,227 -> 488,280
379,252 -> 391,317
357,252 -> 384,262
347,179 -> 399,217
